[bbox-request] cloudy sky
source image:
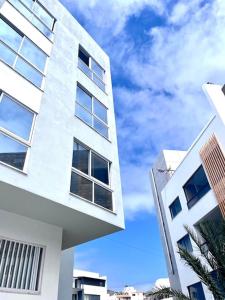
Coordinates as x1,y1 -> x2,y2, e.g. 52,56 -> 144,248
60,0 -> 225,291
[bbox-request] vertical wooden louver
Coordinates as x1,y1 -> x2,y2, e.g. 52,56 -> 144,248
200,134 -> 225,217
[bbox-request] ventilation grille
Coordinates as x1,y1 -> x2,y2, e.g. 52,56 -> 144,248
200,134 -> 225,216
0,238 -> 44,293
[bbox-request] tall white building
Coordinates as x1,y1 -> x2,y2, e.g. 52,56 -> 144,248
150,83 -> 225,300
0,0 -> 124,299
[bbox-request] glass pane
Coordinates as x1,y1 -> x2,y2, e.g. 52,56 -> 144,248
31,16 -> 53,39
76,86 -> 92,111
91,59 -> 104,80
72,142 -> 89,174
93,73 -> 105,92
177,235 -> 193,252
93,118 -> 108,138
78,49 -> 89,66
0,95 -> 34,141
91,153 -> 109,185
76,104 -> 92,127
33,2 -> 54,29
15,57 -> 43,88
94,184 -> 112,210
169,197 -> 182,219
20,38 -> 47,71
0,18 -> 22,51
0,133 -> 27,170
0,42 -> 17,65
8,0 -> 33,22
188,282 -> 206,300
94,99 -> 107,123
78,58 -> 92,78
20,0 -> 34,9
70,172 -> 92,202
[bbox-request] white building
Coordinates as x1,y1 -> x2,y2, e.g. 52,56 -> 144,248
0,0 -> 124,299
72,270 -> 108,300
150,83 -> 225,299
109,286 -> 144,300
145,278 -> 172,300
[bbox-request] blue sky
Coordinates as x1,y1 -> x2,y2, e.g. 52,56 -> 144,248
60,0 -> 225,291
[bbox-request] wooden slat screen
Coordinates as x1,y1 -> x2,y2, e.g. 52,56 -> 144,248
200,134 -> 225,217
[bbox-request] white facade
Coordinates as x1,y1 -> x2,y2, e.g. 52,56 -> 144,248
150,84 -> 225,299
0,0 -> 124,299
73,270 -> 108,300
109,286 -> 144,300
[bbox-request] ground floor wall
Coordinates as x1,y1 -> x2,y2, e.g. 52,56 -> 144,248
0,209 -> 63,300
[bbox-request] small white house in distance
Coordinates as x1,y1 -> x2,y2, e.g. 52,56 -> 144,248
109,286 -> 144,300
73,270 -> 108,300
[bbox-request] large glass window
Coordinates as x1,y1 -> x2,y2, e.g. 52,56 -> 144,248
169,197 -> 182,219
188,282 -> 206,300
0,93 -> 35,171
78,46 -> 106,92
177,234 -> 193,253
75,85 -> 109,138
0,17 -> 47,88
70,141 -> 113,211
183,165 -> 211,209
8,0 -> 55,40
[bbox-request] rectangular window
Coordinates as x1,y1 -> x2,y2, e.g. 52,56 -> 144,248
183,165 -> 211,209
177,234 -> 193,253
78,47 -> 106,92
188,282 -> 206,300
75,85 -> 109,138
169,197 -> 182,219
70,140 -> 113,211
8,0 -> 55,40
0,93 -> 35,171
0,238 -> 44,293
0,16 -> 47,88
84,295 -> 100,300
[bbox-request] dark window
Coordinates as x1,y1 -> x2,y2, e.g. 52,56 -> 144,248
91,153 -> 109,184
78,48 -> 89,66
94,184 -> 112,210
70,172 -> 92,202
210,270 -> 225,296
169,197 -> 182,219
183,166 -> 210,209
72,142 -> 89,175
79,277 -> 106,287
177,234 -> 193,252
188,282 -> 206,300
84,295 -> 100,300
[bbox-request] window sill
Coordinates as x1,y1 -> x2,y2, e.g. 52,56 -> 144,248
69,192 -> 116,215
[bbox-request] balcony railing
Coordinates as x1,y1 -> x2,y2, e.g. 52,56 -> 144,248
78,58 -> 106,93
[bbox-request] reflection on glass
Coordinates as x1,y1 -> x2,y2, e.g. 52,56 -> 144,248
33,2 -> 54,29
94,99 -> 107,123
0,18 -> 22,51
0,43 -> 17,65
15,57 -> 43,88
0,95 -> 34,141
94,184 -> 112,210
93,117 -> 108,138
93,73 -> 105,92
20,38 -> 47,71
70,172 -> 92,201
20,0 -> 34,9
76,86 -> 92,111
78,58 -> 92,78
0,133 -> 27,170
76,104 -> 92,127
91,60 -> 104,80
72,142 -> 89,174
91,153 -> 109,184
32,16 -> 52,38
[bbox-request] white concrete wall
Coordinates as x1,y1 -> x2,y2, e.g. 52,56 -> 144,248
0,209 -> 62,300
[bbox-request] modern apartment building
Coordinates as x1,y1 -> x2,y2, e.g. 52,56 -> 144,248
72,270 -> 108,300
150,83 -> 225,299
0,0 -> 124,299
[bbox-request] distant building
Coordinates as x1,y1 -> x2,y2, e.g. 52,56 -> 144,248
73,270 -> 108,300
0,0 -> 124,299
145,278 -> 172,300
150,83 -> 225,299
109,286 -> 144,300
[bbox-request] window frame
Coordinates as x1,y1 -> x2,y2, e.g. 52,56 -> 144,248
7,0 -> 56,41
78,46 -> 106,93
183,165 -> 211,209
0,236 -> 45,295
187,281 -> 206,300
0,91 -> 36,172
177,234 -> 193,253
70,139 -> 113,212
0,15 -> 48,89
169,197 -> 182,219
75,84 -> 109,139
